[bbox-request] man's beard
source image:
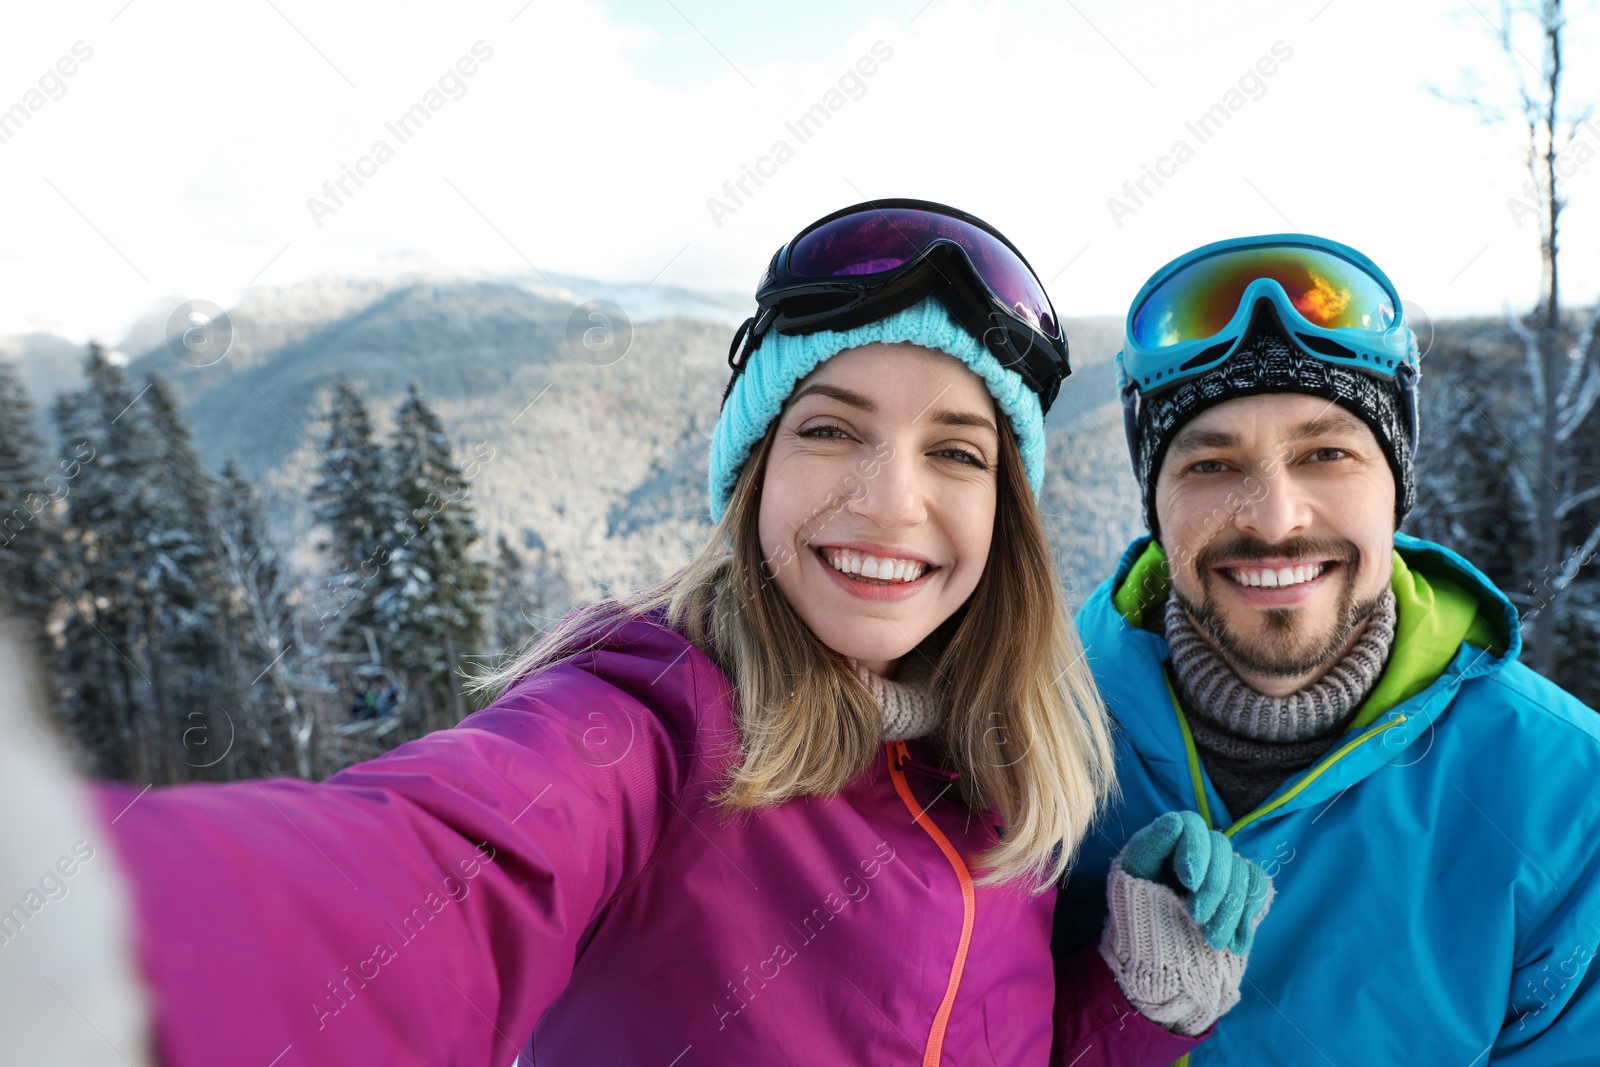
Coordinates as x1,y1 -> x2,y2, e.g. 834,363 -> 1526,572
1174,535 -> 1385,679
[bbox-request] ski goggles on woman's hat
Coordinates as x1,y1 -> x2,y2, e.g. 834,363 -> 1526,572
1116,233 -> 1420,395
723,198 -> 1071,412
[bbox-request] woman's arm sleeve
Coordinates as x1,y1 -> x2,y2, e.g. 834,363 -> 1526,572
1053,939 -> 1209,1066
90,654 -> 687,1067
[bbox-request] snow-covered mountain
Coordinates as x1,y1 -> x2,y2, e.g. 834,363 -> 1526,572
15,265 -> 1139,605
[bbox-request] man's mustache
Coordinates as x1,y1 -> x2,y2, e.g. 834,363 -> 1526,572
1194,535 -> 1361,572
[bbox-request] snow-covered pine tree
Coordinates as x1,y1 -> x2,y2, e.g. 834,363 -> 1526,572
0,361 -> 67,647
52,344 -> 166,781
214,455 -> 314,778
142,373 -> 236,781
48,352 -> 241,784
376,383 -> 490,731
488,532 -> 570,659
308,375 -> 392,637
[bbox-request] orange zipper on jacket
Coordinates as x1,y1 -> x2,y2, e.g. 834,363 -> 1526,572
886,740 -> 975,1067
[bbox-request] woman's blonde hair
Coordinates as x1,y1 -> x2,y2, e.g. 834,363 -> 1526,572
468,411 -> 1116,890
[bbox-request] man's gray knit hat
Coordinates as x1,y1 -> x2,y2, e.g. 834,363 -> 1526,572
1132,323 -> 1415,539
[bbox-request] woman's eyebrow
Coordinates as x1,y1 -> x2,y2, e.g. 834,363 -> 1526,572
791,384 -> 996,434
791,383 -> 874,411
930,409 -> 997,434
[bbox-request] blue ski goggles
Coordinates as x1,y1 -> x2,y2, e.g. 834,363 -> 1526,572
1117,234 -> 1418,391
1116,234 -> 1421,454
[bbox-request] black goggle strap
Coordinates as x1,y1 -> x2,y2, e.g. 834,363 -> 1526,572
725,315 -> 755,373
992,312 -> 1069,409
1396,360 -> 1420,454
720,308 -> 782,409
719,315 -> 755,410
721,288 -> 1069,414
1120,379 -> 1143,479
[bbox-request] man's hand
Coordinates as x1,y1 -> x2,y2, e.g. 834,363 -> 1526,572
1121,811 -> 1272,954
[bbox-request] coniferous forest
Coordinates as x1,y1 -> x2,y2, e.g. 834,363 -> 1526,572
0,345 -> 567,785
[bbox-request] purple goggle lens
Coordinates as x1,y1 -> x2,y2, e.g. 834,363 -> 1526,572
787,207 -> 1060,339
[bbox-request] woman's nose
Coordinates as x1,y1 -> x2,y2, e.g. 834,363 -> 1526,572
849,446 -> 926,529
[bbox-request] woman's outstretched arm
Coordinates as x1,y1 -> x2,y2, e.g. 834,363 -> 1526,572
92,621 -> 694,1067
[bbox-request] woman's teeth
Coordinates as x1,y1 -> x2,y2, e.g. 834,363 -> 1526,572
1228,563 -> 1327,588
821,548 -> 928,584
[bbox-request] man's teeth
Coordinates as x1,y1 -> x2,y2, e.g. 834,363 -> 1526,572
822,548 -> 927,583
1229,563 -> 1327,588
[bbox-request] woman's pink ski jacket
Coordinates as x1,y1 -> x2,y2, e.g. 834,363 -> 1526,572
93,607 -> 1202,1065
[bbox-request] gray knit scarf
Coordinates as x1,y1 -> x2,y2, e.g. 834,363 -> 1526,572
1163,589 -> 1397,818
851,633 -> 945,742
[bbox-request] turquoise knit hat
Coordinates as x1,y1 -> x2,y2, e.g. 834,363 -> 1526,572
708,295 -> 1046,523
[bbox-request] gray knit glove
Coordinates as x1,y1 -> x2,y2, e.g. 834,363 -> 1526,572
1098,857 -> 1274,1036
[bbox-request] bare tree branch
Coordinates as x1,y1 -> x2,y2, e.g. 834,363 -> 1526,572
1510,462 -> 1540,526
1509,303 -> 1548,410
1424,80 -> 1510,125
1555,520 -> 1600,592
1556,300 -> 1600,439
1557,482 -> 1600,519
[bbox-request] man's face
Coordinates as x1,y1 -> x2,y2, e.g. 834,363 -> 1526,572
1153,393 -> 1396,680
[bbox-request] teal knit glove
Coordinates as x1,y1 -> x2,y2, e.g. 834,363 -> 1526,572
1121,811 -> 1272,954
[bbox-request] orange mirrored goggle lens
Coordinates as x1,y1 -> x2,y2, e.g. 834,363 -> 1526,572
1131,246 -> 1397,349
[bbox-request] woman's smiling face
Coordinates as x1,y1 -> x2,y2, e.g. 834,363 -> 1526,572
756,343 -> 999,677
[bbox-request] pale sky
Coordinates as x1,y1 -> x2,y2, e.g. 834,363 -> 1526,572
2,0 -> 1598,343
